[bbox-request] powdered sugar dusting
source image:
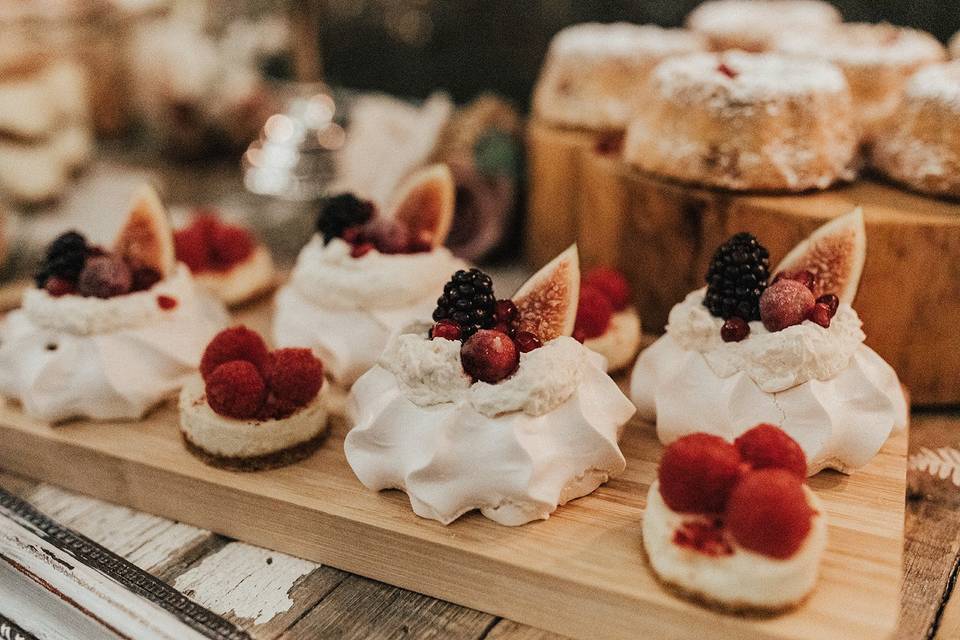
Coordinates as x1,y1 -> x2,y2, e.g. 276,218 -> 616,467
907,61 -> 960,110
777,23 -> 946,67
687,0 -> 839,41
550,22 -> 706,60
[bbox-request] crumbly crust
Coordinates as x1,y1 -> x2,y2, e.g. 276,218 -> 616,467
181,428 -> 328,472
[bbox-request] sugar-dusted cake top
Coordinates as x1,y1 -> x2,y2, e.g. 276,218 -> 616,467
777,23 -> 946,67
548,22 -> 706,60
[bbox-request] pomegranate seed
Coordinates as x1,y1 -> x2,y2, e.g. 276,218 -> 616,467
816,294 -> 839,317
717,62 -> 739,79
431,320 -> 462,341
494,299 -> 518,324
492,321 -> 515,336
157,295 -> 178,310
779,269 -> 816,292
808,303 -> 832,328
514,331 -> 542,353
720,317 -> 750,342
350,242 -> 374,258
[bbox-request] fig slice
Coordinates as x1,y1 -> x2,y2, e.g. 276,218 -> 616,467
512,245 -> 580,342
773,207 -> 866,305
114,184 -> 177,278
389,163 -> 455,248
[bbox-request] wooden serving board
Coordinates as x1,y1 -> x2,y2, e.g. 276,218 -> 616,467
0,304 -> 907,640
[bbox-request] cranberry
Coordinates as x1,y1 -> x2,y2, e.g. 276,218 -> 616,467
759,279 -> 816,332
494,299 -> 518,324
350,242 -> 374,258
44,277 -> 75,297
720,317 -> 750,342
460,329 -> 520,383
808,303 -> 832,328
514,331 -> 542,353
431,320 -> 462,341
816,293 -> 839,317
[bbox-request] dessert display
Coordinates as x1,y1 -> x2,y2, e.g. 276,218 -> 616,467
630,209 -> 908,474
179,326 -> 328,471
685,0 -> 841,52
622,51 -> 858,192
776,23 -> 946,141
532,23 -> 707,131
0,185 -> 228,422
174,211 -> 277,307
871,61 -> 960,200
344,246 -> 636,526
273,164 -> 465,386
643,426 -> 827,613
575,266 -> 641,372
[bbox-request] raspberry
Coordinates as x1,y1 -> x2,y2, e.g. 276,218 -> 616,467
460,329 -> 519,383
573,285 -> 614,339
174,224 -> 209,272
200,326 -> 272,381
205,360 -> 267,419
734,424 -> 807,479
582,267 -> 631,311
725,469 -> 814,559
269,348 -> 324,409
176,214 -> 256,272
211,223 -> 255,268
77,256 -> 133,298
658,433 -> 742,514
759,279 -> 816,332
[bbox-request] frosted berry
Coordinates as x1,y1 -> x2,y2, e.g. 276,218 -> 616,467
720,317 -> 750,342
44,276 -> 75,297
77,256 -> 133,298
776,269 -> 816,292
460,329 -> 519,383
759,279 -> 816,332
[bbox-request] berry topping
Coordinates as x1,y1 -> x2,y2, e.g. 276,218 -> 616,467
582,266 -> 631,311
775,269 -> 816,292
317,193 -> 375,244
734,424 -> 807,479
816,293 -> 839,317
673,519 -> 733,557
725,469 -> 814,559
514,331 -> 543,353
350,242 -> 375,258
364,219 -> 417,255
269,348 -> 324,411
460,329 -> 520,384
174,213 -> 256,273
77,256 -> 133,299
704,232 -> 769,321
808,302 -> 832,328
573,285 -> 614,340
717,62 -> 738,79
433,269 -> 496,339
205,360 -> 267,420
658,434 -> 742,514
759,278 -> 816,332
44,276 -> 75,297
572,327 -> 587,343
431,320 -> 462,341
199,326 -> 272,381
494,299 -> 519,325
35,231 -> 89,287
720,317 -> 750,343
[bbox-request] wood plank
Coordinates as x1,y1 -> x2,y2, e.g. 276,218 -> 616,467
485,620 -> 568,640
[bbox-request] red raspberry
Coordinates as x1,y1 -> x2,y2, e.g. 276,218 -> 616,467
582,267 -> 631,311
268,348 -> 324,409
211,224 -> 254,268
734,424 -> 807,479
573,285 -> 614,339
205,360 -> 267,419
200,326 -> 272,381
658,433 -> 742,514
173,225 -> 209,272
725,469 -> 814,559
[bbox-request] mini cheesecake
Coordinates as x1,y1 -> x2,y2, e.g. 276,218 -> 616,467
575,267 -> 642,372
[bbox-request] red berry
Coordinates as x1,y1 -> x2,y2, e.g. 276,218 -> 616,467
759,279 -> 816,332
157,295 -> 177,310
673,519 -> 732,557
211,224 -> 254,268
351,242 -> 374,258
369,220 -> 413,255
582,267 -> 631,311
816,293 -> 839,317
44,276 -> 75,297
460,329 -> 520,383
494,299 -> 518,324
514,331 -> 542,353
775,269 -> 816,292
131,267 -> 162,292
492,321 -> 514,336
431,320 -> 462,341
808,303 -> 832,328
658,433 -> 742,514
77,256 -> 133,298
572,327 -> 587,343
269,348 -> 324,409
206,360 -> 267,419
573,285 -> 614,339
717,62 -> 739,78
734,424 -> 807,479
200,326 -> 272,381
720,317 -> 750,342
725,469 -> 814,559
174,225 -> 209,272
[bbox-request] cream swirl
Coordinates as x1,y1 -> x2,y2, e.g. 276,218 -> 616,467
666,289 -> 864,393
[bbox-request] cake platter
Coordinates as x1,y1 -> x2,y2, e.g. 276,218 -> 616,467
0,296 -> 906,640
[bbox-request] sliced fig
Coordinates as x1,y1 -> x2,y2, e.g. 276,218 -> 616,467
389,164 -> 455,248
512,245 -> 580,342
114,184 -> 176,278
773,207 -> 866,305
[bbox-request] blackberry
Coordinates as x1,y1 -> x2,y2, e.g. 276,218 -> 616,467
316,193 -> 375,244
35,231 -> 89,287
432,269 -> 496,338
704,232 -> 770,320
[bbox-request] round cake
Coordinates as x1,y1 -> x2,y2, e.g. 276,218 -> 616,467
871,61 -> 960,199
532,23 -> 707,131
776,23 -> 946,141
623,51 -> 857,192
685,0 -> 840,52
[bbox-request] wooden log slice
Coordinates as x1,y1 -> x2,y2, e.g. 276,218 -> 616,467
577,149 -> 960,405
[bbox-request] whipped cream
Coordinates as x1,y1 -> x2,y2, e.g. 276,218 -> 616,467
643,481 -> 827,611
667,289 -> 864,393
0,267 -> 229,423
178,373 -> 328,458
344,337 -> 636,526
381,333 -> 589,418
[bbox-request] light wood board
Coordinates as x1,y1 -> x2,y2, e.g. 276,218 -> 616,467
0,313 -> 907,640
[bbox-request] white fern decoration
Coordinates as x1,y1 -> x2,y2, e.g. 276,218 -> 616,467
909,447 -> 960,487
